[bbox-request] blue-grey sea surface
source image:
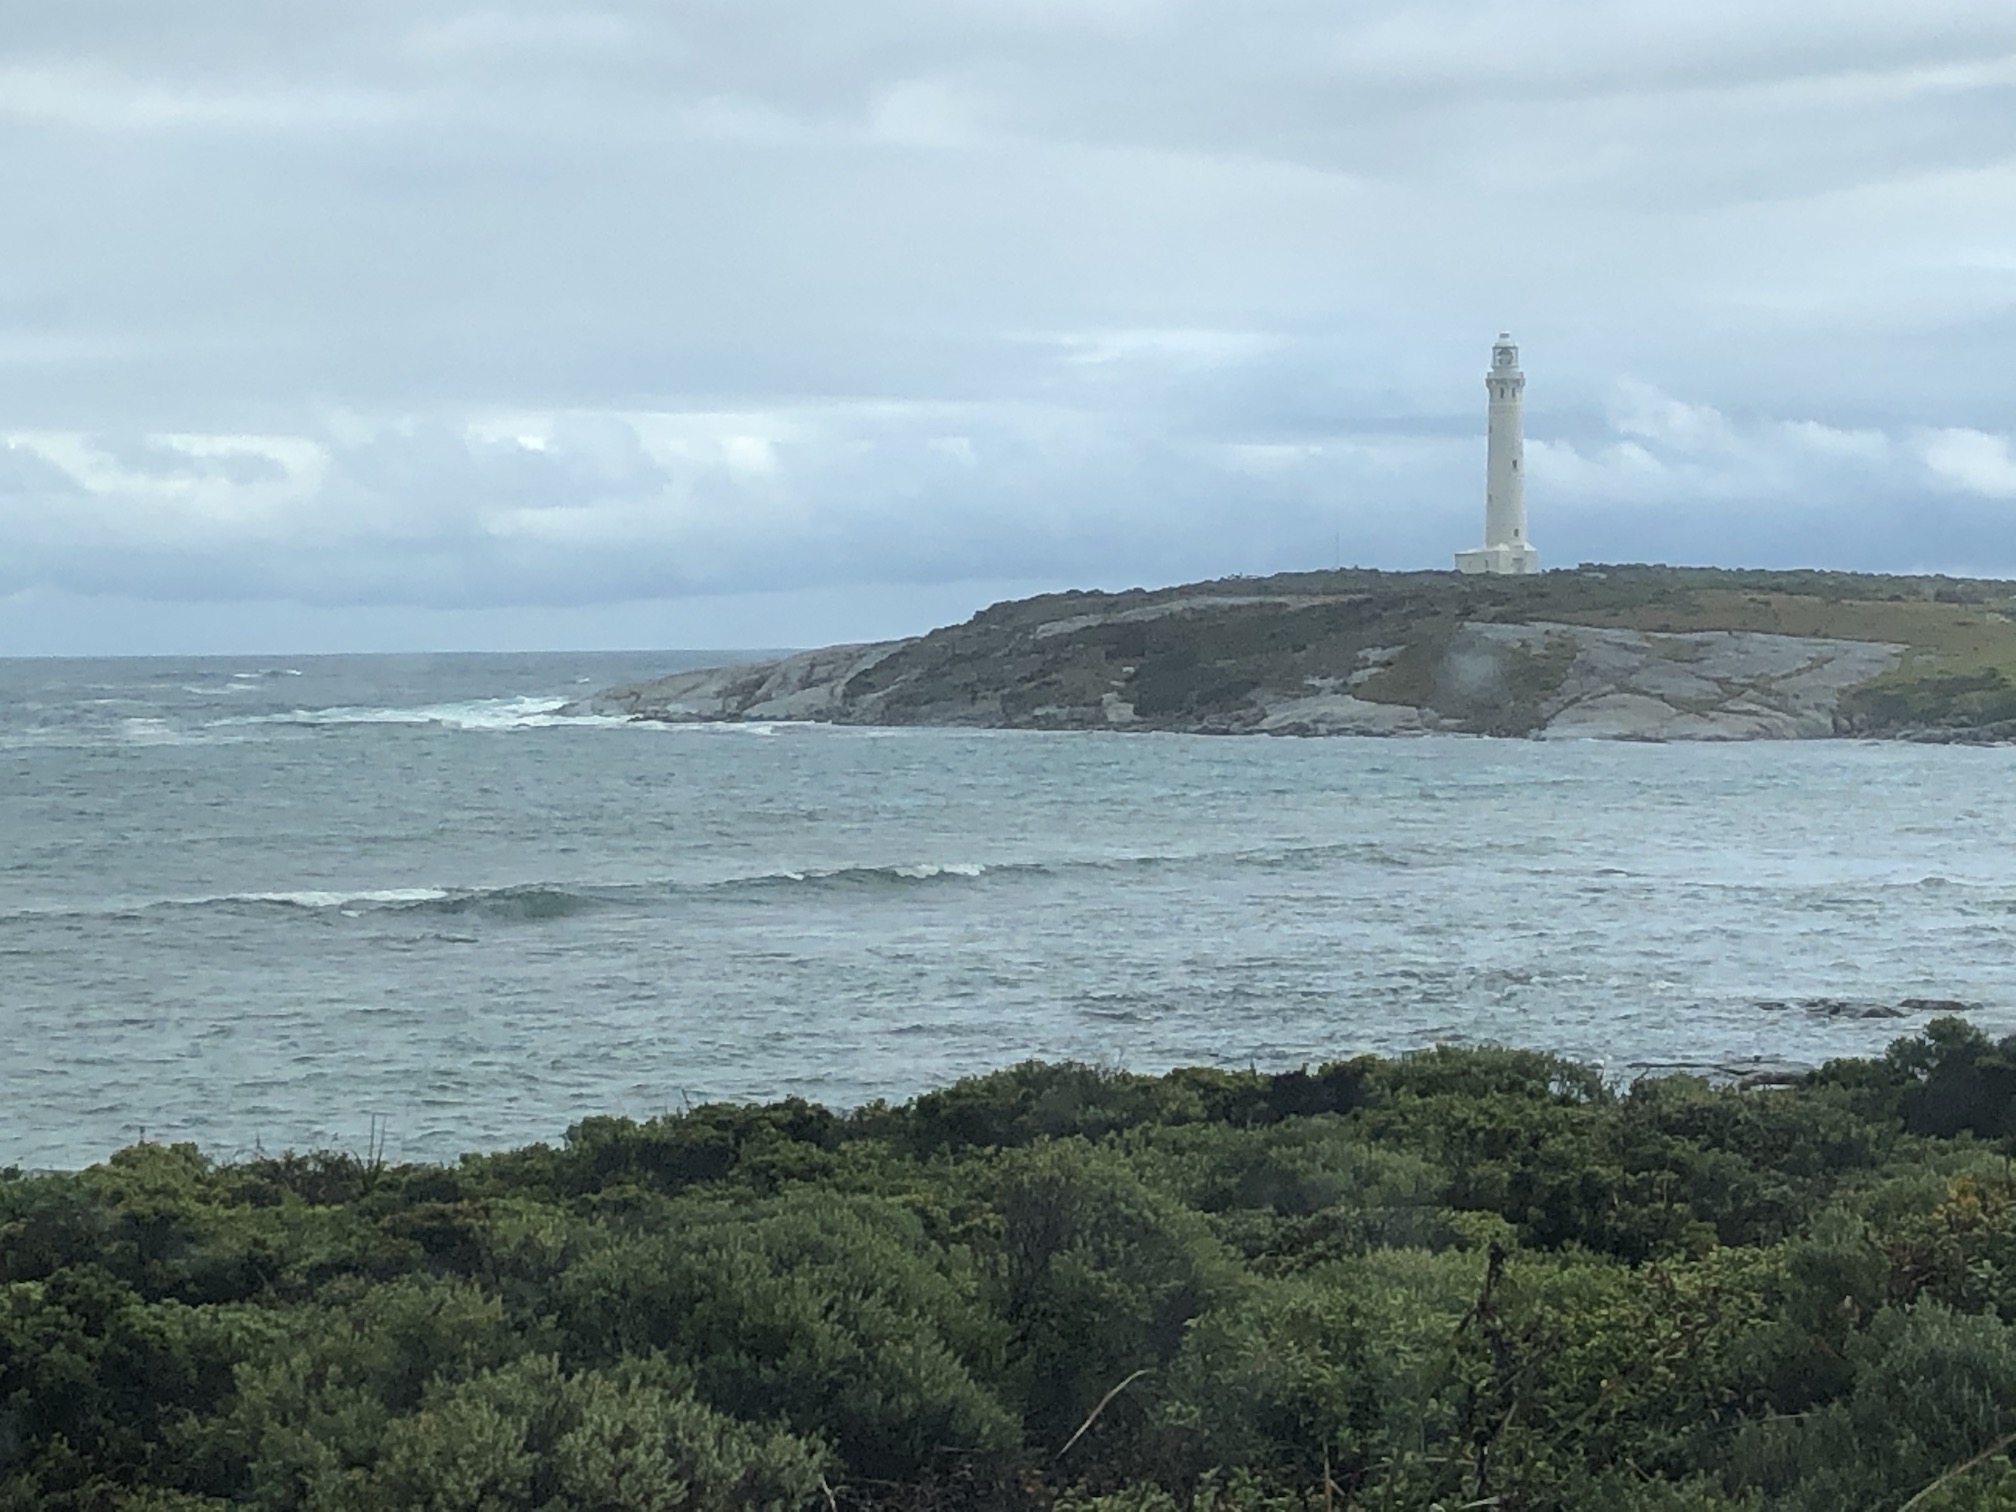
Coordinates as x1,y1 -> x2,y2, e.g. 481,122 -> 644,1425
3,651 -> 2012,1169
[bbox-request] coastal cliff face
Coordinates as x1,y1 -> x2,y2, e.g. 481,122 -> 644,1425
568,565 -> 2016,741
578,640 -> 911,723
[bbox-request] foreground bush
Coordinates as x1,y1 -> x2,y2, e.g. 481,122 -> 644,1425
7,1019 -> 2016,1509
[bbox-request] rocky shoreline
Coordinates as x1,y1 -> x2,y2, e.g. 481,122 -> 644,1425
565,566 -> 2016,741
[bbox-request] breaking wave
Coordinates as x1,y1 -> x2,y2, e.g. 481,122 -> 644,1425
0,867 -> 1004,926
196,883 -> 618,921
220,696 -> 631,732
0,842 -> 1457,927
235,888 -> 455,909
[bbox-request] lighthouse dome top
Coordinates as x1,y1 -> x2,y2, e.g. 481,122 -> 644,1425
1492,333 -> 1519,369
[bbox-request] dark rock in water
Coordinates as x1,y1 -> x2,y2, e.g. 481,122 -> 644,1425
1802,998 -> 1906,1019
1754,996 -> 1974,1021
1897,719 -> 2016,745
1627,1055 -> 1816,1088
1736,1068 -> 1811,1089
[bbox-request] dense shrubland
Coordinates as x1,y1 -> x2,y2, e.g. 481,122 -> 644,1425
10,1020 -> 2016,1509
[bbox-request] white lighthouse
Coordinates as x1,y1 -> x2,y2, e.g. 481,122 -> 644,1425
1454,333 -> 1539,575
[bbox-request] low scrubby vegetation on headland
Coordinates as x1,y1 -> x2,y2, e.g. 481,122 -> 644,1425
12,1020 -> 2016,1510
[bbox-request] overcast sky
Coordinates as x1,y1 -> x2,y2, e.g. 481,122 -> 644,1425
3,1 -> 2015,653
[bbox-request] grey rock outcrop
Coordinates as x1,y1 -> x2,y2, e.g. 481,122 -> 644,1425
562,640 -> 911,723
1254,693 -> 1435,737
1450,622 -> 1906,740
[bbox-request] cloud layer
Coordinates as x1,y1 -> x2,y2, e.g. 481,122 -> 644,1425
4,1 -> 2015,649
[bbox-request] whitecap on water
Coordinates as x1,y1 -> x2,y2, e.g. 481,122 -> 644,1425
219,696 -> 630,733
119,718 -> 203,745
236,888 -> 455,910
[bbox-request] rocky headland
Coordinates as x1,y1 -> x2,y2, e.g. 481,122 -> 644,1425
568,564 -> 2016,741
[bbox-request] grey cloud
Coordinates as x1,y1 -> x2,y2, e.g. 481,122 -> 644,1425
4,373 -> 2008,619
1,1 -> 2013,647
87,435 -> 289,484
0,442 -> 84,496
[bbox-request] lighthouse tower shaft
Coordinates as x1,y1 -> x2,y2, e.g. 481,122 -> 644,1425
1455,334 -> 1539,575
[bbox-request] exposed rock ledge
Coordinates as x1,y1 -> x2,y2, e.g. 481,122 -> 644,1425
1468,622 -> 1905,741
577,641 -> 911,723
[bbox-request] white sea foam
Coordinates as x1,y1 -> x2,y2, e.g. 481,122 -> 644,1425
225,696 -> 630,732
745,861 -> 995,885
236,887 -> 454,909
675,861 -> 1004,894
0,885 -> 458,923
119,717 -> 207,746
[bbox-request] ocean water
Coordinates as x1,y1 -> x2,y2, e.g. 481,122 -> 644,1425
3,650 -> 2013,1170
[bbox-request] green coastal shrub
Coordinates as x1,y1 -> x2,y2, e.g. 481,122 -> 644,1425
15,1023 -> 2016,1508
362,1355 -> 828,1512
553,1190 -> 1015,1481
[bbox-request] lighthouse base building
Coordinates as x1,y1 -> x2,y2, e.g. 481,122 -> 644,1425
1455,333 -> 1538,575
1454,542 -> 1538,575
